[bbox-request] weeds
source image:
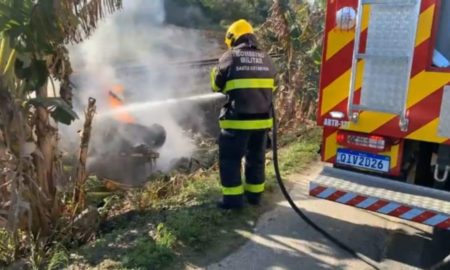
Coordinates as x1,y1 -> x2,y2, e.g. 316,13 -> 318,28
0,229 -> 15,266
46,245 -> 69,270
155,223 -> 176,248
121,234 -> 174,270
29,233 -> 45,270
1,127 -> 321,269
165,208 -> 220,250
267,127 -> 321,179
118,223 -> 178,268
67,127 -> 321,269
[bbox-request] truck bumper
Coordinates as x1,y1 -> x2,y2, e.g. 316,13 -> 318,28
310,167 -> 450,230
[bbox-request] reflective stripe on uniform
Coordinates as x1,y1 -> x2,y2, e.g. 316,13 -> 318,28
223,78 -> 275,93
219,118 -> 273,130
210,67 -> 220,92
245,183 -> 265,193
222,185 -> 244,195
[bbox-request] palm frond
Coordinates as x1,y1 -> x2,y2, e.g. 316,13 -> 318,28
55,0 -> 123,44
0,0 -> 121,249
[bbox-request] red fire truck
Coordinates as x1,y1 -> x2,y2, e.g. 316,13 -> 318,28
312,0 -> 450,230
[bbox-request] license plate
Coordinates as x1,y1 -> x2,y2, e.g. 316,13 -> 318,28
336,148 -> 390,173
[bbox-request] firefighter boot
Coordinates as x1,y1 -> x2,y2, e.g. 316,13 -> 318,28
217,195 -> 244,210
245,191 -> 261,206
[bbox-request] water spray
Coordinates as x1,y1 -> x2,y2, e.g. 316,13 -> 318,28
97,93 -> 225,119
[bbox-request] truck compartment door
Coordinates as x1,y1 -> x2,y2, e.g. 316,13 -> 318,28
348,0 -> 422,131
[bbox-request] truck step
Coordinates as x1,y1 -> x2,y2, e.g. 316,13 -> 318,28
309,167 -> 450,230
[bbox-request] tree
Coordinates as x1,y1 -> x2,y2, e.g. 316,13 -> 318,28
164,0 -> 272,29
0,0 -> 121,264
257,0 -> 325,131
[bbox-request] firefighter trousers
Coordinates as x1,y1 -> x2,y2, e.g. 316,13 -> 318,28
219,129 -> 268,207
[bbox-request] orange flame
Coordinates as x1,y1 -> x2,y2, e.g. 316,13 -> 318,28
108,84 -> 135,123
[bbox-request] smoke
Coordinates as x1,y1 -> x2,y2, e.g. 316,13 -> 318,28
62,0 -> 221,181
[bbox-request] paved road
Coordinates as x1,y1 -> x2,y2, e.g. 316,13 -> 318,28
205,163 -> 450,270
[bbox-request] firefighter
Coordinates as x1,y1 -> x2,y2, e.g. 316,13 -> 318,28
210,19 -> 276,210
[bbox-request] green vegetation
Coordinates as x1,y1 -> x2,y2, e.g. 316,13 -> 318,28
164,0 -> 272,29
257,0 -> 325,130
68,127 -> 321,269
0,0 -> 325,269
0,229 -> 14,266
0,0 -> 121,268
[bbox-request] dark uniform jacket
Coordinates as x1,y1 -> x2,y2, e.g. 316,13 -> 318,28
210,34 -> 276,130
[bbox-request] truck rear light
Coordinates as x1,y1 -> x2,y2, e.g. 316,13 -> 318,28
337,133 -> 346,144
349,135 -> 385,150
337,132 -> 388,151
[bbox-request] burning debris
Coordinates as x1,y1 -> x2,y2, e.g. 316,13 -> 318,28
87,121 -> 167,185
61,0 -> 222,188
84,83 -> 167,185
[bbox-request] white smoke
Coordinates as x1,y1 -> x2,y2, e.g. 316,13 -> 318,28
62,0 -> 221,181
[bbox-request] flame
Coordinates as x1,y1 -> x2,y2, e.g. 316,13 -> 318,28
108,84 -> 135,123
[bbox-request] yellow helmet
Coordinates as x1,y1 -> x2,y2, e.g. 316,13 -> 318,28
225,19 -> 254,48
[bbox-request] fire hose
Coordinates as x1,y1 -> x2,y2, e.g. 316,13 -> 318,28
271,105 -> 450,270
177,56 -> 382,268
270,106 -> 380,270
101,56 -> 448,269
430,254 -> 450,270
